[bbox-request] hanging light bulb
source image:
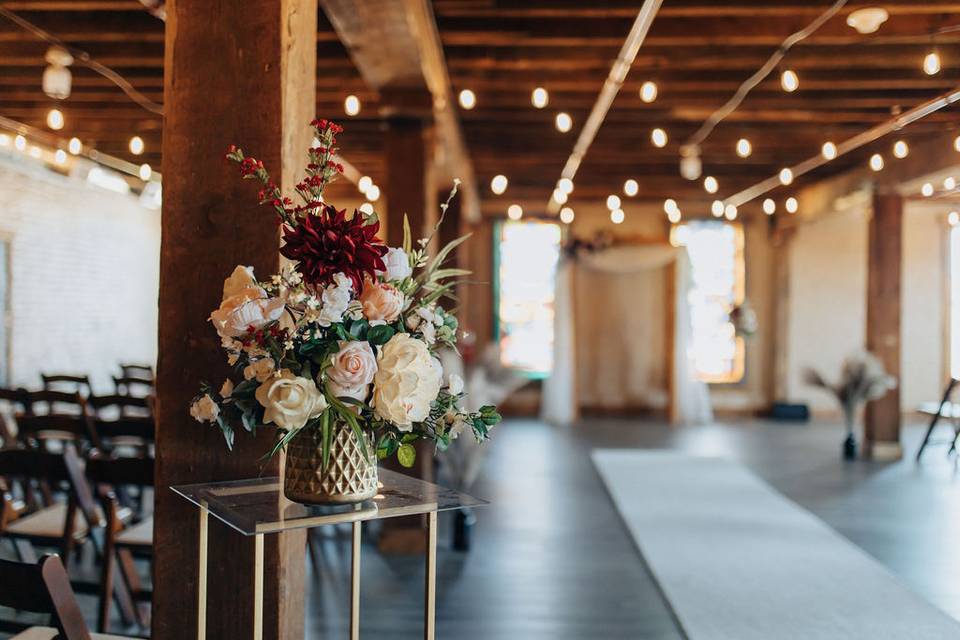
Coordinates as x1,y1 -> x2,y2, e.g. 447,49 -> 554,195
129,136 -> 144,155
922,182 -> 935,197
703,176 -> 718,194
651,128 -> 668,148
507,204 -> 523,220
68,137 -> 81,155
560,206 -> 575,224
945,176 -> 957,190
366,184 -> 381,202
711,200 -> 725,217
779,167 -> 794,185
869,153 -> 884,171
458,89 -> 476,110
893,140 -> 909,159
359,202 -> 374,215
42,46 -> 73,100
138,163 -> 152,181
54,149 -> 67,165
555,112 -> 572,133
639,80 -> 658,103
553,189 -> 568,205
344,95 -> 361,116
950,211 -> 960,226
14,135 -> 26,151
606,194 -> 622,210
490,174 -> 508,195
736,138 -> 752,158
667,209 -> 681,223
785,197 -> 799,213
763,198 -> 776,215
924,51 -> 941,76
821,141 -> 838,160
46,108 -> 64,130
781,69 -> 799,92
663,198 -> 679,215
954,135 -> 960,153
532,87 -> 549,109
724,204 -> 737,220
623,179 -> 639,197
358,175 -> 373,193
611,208 -> 626,224
558,177 -> 574,194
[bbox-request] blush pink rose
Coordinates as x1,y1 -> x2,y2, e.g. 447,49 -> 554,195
326,341 -> 377,401
209,266 -> 284,338
359,280 -> 404,323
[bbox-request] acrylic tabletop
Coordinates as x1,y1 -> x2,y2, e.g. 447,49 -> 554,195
170,468 -> 487,536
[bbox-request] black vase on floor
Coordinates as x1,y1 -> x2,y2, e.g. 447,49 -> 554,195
453,507 -> 476,552
843,433 -> 857,460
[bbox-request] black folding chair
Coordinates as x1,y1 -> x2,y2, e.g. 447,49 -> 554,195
916,378 -> 960,461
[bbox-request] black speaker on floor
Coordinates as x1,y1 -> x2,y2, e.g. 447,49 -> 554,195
769,402 -> 810,422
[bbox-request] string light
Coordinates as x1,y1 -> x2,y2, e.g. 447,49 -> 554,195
623,179 -> 639,197
611,208 -> 626,224
945,177 -> 957,190
606,194 -> 622,210
724,204 -> 737,220
921,182 -> 935,197
555,112 -> 573,133
458,89 -> 476,110
663,198 -> 679,215
651,128 -> 668,148
553,189 -> 568,204
763,198 -> 776,215
28,146 -> 42,159
558,177 -> 574,194
711,200 -> 724,217
923,51 -> 941,76
359,202 -> 374,215
869,153 -> 884,171
358,175 -> 373,193
507,204 -> 523,220
366,184 -> 381,202
68,137 -> 81,154
138,163 -> 151,180
950,211 -> 960,226
54,149 -> 67,165
14,135 -> 26,151
46,108 -> 64,130
560,206 -> 575,224
532,87 -> 549,109
785,197 -> 799,213
779,167 -> 794,185
955,135 -> 960,152
703,176 -> 718,193
128,135 -> 144,155
344,95 -> 361,116
0,134 -> 9,146
667,209 -> 681,223
893,140 -> 909,159
735,138 -> 752,158
821,141 -> 837,160
639,81 -> 658,103
781,69 -> 799,92
490,174 -> 508,195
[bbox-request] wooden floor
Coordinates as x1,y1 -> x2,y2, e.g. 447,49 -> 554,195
305,416 -> 960,639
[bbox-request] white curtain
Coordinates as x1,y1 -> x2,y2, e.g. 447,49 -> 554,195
541,244 -> 712,426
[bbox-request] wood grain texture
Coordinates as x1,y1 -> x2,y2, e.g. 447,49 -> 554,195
154,1 -> 314,638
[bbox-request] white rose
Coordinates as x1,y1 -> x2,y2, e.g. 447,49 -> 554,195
209,266 -> 284,338
243,358 -> 276,382
190,394 -> 220,423
326,341 -> 377,401
447,373 -> 464,396
379,248 -> 412,281
254,370 -> 327,430
372,334 -> 442,430
220,379 -> 234,398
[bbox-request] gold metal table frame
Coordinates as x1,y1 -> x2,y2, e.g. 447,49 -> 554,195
172,470 -> 485,640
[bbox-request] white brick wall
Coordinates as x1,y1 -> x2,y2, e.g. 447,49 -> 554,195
0,156 -> 160,393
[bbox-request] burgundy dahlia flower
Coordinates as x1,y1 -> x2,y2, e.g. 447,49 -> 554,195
280,206 -> 387,291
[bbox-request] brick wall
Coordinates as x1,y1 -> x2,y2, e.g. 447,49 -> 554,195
0,156 -> 160,393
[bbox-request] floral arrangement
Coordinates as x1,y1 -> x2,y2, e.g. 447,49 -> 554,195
189,118 -> 501,469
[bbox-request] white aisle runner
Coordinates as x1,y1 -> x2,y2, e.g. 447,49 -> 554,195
593,450 -> 960,640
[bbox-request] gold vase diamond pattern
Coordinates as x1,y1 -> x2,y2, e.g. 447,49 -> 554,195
284,422 -> 378,505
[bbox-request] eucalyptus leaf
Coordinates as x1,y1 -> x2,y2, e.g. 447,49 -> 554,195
397,443 -> 416,468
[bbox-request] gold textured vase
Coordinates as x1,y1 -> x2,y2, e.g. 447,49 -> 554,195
283,422 -> 378,505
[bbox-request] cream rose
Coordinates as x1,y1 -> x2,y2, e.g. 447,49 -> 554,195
210,266 -> 284,338
255,370 -> 327,430
359,280 -> 404,323
190,394 -> 220,423
379,247 -> 412,282
243,358 -> 276,383
372,334 -> 441,429
326,341 -> 377,401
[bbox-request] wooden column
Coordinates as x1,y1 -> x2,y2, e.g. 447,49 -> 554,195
155,1 -> 315,638
864,190 -> 903,460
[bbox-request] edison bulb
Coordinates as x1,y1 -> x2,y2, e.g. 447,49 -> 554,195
359,202 -> 374,215
611,208 -> 625,224
924,51 -> 941,76
950,211 -> 960,226
555,112 -> 572,133
138,163 -> 152,180
869,153 -> 884,171
703,176 -> 718,194
344,95 -> 360,116
558,177 -> 574,194
560,206 -> 575,224
366,185 -> 381,202
724,204 -> 737,220
781,69 -> 799,92
532,87 -> 549,109
553,189 -> 568,205
358,175 -> 373,193
54,149 -> 67,165
822,141 -> 838,160
68,137 -> 81,154
711,200 -> 724,217
664,198 -> 679,215
893,140 -> 909,159
945,177 -> 957,190
507,204 -> 523,220
606,194 -> 621,210
779,167 -> 794,185
762,198 -> 776,215
921,182 -> 934,197
639,81 -> 658,103
785,197 -> 799,213
129,135 -> 144,155
458,89 -> 476,110
46,108 -> 64,130
14,135 -> 26,151
651,128 -> 668,148
623,179 -> 639,197
735,138 -> 752,158
490,174 -> 508,195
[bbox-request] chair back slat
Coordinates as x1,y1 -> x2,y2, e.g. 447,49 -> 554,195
41,374 -> 92,397
0,555 -> 93,640
0,446 -> 101,527
113,375 -> 155,398
24,390 -> 86,416
119,364 -> 153,379
86,455 -> 154,488
15,414 -> 102,452
90,418 -> 154,444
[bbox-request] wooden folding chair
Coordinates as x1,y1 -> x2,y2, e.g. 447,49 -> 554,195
41,375 -> 92,397
111,376 -> 154,399
0,554 -> 132,639
0,387 -> 30,448
85,456 -> 153,633
86,394 -> 152,422
24,390 -> 87,417
15,413 -> 103,456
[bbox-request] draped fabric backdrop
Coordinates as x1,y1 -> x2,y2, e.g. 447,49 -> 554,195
541,244 -> 712,425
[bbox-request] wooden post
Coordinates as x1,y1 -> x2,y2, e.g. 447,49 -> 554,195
155,1 -> 315,638
865,190 -> 903,460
